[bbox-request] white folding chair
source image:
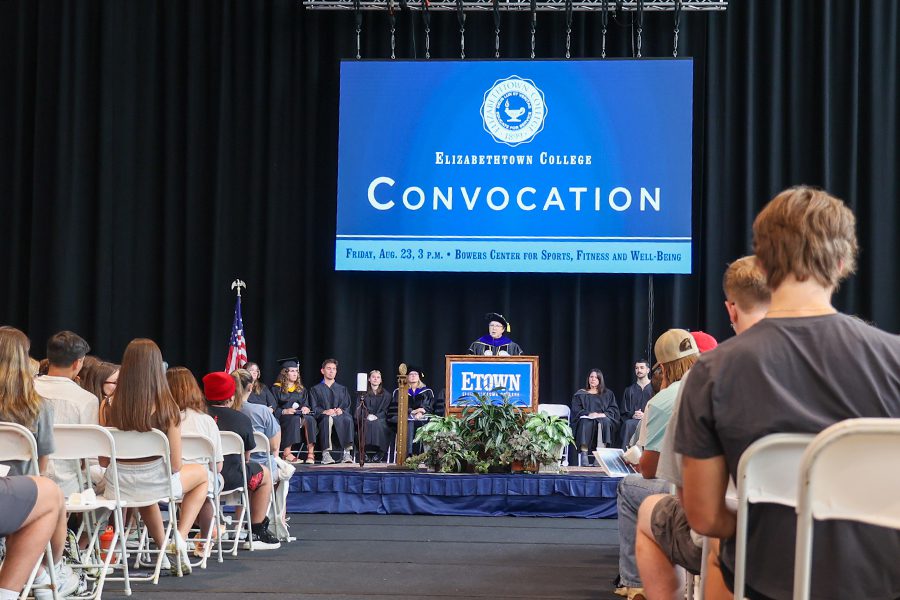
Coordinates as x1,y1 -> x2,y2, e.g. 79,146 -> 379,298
106,427 -> 189,581
733,433 -> 814,600
218,431 -> 253,555
538,404 -> 571,466
180,433 -> 222,568
52,424 -> 132,597
793,418 -> 900,600
0,421 -> 60,600
251,431 -> 293,542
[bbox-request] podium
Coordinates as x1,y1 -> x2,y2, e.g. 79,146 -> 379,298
444,355 -> 539,415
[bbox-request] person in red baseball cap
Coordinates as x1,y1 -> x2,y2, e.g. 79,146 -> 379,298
202,371 -> 281,550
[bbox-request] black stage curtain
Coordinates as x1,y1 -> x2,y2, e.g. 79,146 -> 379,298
2,1 -> 898,403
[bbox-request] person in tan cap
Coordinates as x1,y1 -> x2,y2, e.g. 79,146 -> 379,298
614,328 -> 706,600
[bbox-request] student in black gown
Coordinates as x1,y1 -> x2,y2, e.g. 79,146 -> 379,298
361,370 -> 394,462
618,359 -> 653,449
392,365 -> 435,455
271,358 -> 317,464
245,361 -> 277,412
309,358 -> 355,464
571,368 -> 620,466
467,312 -> 524,356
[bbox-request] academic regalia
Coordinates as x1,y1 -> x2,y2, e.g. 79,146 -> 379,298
309,381 -> 355,450
467,335 -> 524,356
571,388 -> 620,449
362,389 -> 394,452
247,384 -> 278,411
393,385 -> 435,454
618,381 -> 654,449
272,383 -> 317,451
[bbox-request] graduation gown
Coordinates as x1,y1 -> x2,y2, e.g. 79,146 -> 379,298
247,384 -> 277,411
361,389 -> 394,452
310,381 -> 355,450
393,386 -> 435,454
618,382 -> 653,449
571,388 -> 620,449
272,383 -> 317,451
467,335 -> 524,356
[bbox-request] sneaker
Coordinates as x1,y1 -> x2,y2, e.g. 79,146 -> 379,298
370,452 -> 385,463
34,561 -> 80,599
321,451 -> 335,465
341,450 -> 354,463
165,532 -> 192,576
626,588 -> 646,600
243,525 -> 281,550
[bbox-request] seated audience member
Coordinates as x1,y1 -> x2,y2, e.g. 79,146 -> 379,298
614,329 -> 703,600
245,361 -> 277,411
677,187 -> 900,600
571,368 -> 620,465
0,475 -> 78,599
202,372 -> 280,550
619,359 -> 653,450
393,365 -> 434,455
103,338 -> 209,571
34,331 -> 99,495
361,369 -> 394,462
167,366 -> 223,555
272,358 -> 316,463
635,256 -> 769,599
0,327 -> 55,477
231,368 -> 281,475
79,361 -> 119,425
310,358 -> 355,464
468,312 -> 524,356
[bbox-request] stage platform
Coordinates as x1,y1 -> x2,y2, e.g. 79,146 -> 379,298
285,464 -> 619,518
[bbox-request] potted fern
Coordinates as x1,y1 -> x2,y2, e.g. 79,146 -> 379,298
524,411 -> 574,473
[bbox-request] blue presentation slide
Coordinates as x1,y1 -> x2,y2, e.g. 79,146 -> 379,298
336,60 -> 694,274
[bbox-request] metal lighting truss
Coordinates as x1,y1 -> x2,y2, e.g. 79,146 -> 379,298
304,0 -> 726,12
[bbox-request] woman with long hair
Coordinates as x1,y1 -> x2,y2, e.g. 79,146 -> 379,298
362,370 -> 394,462
103,339 -> 208,569
271,359 -> 317,463
244,362 -> 277,411
0,326 -> 54,475
571,368 -> 620,466
167,366 -> 223,558
231,368 -> 281,474
0,326 -> 78,597
79,361 -> 119,425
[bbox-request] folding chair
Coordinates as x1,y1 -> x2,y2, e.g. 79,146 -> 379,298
538,404 -> 571,466
733,433 -> 815,600
793,418 -> 900,600
251,431 -> 293,542
0,422 -> 60,600
52,424 -> 131,597
218,431 -> 253,555
106,427 -> 189,582
180,433 -> 222,568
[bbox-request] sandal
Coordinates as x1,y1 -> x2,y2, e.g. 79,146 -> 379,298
282,452 -> 297,463
305,453 -> 315,464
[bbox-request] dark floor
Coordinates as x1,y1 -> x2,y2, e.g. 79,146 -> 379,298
101,513 -> 623,599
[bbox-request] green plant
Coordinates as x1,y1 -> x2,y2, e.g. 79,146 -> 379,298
500,430 -> 556,469
524,411 -> 574,465
458,391 -> 525,463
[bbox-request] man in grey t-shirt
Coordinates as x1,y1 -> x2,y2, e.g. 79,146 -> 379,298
676,187 -> 900,600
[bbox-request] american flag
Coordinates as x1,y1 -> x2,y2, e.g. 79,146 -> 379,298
225,296 -> 248,372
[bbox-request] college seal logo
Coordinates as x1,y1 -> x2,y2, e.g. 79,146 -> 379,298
480,76 -> 548,147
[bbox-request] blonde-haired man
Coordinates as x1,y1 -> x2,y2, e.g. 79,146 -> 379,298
677,187 -> 900,600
